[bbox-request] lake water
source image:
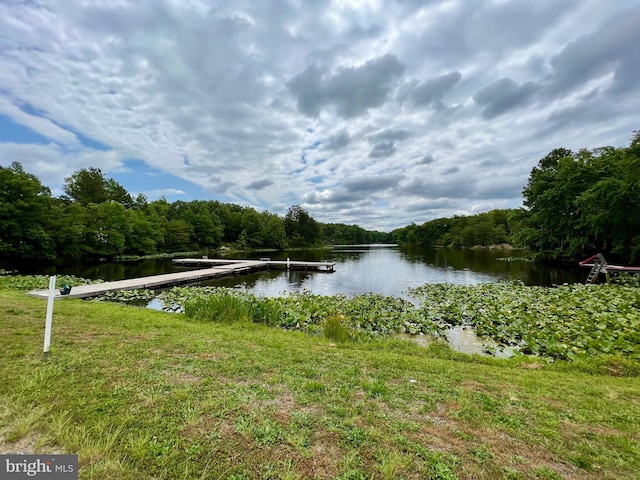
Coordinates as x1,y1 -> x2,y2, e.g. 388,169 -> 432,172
48,245 -> 585,357
51,245 -> 585,298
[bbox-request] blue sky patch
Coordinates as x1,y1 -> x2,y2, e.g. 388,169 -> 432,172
111,159 -> 205,201
0,115 -> 50,144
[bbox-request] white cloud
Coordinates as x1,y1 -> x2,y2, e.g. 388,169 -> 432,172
0,98 -> 80,147
0,0 -> 639,230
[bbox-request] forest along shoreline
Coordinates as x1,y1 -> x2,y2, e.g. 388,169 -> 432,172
3,133 -> 640,275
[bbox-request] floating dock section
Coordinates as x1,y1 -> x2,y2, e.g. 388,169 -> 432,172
172,258 -> 335,271
27,258 -> 335,300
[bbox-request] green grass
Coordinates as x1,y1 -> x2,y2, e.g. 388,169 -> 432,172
1,289 -> 639,479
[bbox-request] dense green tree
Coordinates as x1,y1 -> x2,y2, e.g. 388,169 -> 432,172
164,219 -> 192,251
63,167 -> 133,207
259,212 -> 286,249
239,208 -> 263,248
284,205 -> 322,247
321,223 -> 387,245
83,202 -> 131,257
215,202 -> 244,243
391,211 -> 512,248
177,200 -> 222,249
47,199 -> 87,260
522,134 -> 640,263
521,148 -> 593,259
0,162 -> 54,263
125,208 -> 159,255
105,178 -> 135,208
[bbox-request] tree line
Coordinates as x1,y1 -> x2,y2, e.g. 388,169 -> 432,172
0,164 -> 390,268
2,132 -> 638,268
391,132 -> 640,264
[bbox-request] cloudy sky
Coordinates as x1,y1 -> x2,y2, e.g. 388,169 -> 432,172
1,0 -> 639,231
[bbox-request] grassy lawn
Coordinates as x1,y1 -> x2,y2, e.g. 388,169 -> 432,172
1,289 -> 639,479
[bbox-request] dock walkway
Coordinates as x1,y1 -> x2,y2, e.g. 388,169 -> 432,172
172,258 -> 336,271
27,258 -> 335,299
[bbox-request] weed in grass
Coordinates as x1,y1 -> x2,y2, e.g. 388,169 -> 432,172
365,377 -> 390,398
178,401 -> 201,426
422,451 -> 460,480
126,431 -> 153,461
235,413 -> 284,445
495,412 -> 527,430
81,457 -> 131,479
341,426 -> 369,448
532,465 -> 563,479
64,423 -> 125,467
469,444 -> 494,464
391,420 -> 421,433
286,411 -> 315,453
286,429 -> 312,454
337,452 -> 369,479
252,418 -> 283,445
147,435 -> 175,458
454,430 -> 474,441
278,458 -> 302,480
324,314 -> 351,343
502,467 -> 524,479
44,410 -> 73,445
336,470 -> 369,480
508,455 -> 528,465
0,401 -> 11,426
375,450 -> 410,480
185,441 -> 204,457
185,294 -> 255,323
303,380 -> 326,394
569,454 -> 593,470
234,414 -> 255,436
473,392 -> 501,413
5,405 -> 48,442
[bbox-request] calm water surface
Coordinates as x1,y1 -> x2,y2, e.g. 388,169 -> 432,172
50,245 -> 585,297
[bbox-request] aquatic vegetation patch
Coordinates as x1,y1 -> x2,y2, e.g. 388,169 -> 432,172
113,251 -> 201,261
495,256 -> 534,262
409,282 -> 640,361
158,287 -> 442,340
0,274 -> 101,291
17,275 -> 637,363
94,289 -> 158,305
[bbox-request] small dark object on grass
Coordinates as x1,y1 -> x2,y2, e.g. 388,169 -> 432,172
60,285 -> 72,295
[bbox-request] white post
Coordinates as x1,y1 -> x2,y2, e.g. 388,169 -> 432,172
43,275 -> 56,359
286,257 -> 290,270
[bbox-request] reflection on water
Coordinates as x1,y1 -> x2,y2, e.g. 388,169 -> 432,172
201,248 -> 502,298
198,246 -> 583,297
41,245 -> 584,297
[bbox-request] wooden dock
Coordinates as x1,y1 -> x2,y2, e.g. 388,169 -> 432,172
172,258 -> 336,272
27,258 -> 335,300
